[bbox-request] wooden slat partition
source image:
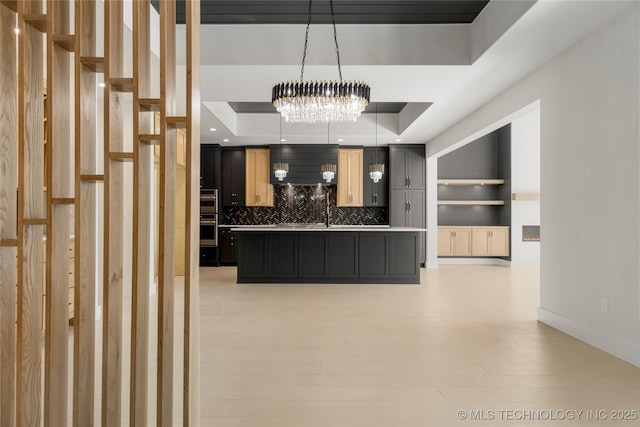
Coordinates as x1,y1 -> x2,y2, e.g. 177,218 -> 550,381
131,0 -> 153,424
44,0 -> 72,425
0,3 -> 18,426
158,1 -> 177,424
102,0 -> 125,425
184,1 -> 201,424
74,0 -> 98,425
1,2 -> 202,425
16,0 -> 46,425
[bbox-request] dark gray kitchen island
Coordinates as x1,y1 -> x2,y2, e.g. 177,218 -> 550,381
232,226 -> 425,284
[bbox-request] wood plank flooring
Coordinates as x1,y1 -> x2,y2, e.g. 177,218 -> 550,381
72,265 -> 640,426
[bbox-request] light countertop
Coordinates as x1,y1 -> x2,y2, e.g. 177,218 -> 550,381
230,226 -> 426,232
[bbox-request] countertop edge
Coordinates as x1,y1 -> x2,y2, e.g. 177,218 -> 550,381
230,227 -> 427,232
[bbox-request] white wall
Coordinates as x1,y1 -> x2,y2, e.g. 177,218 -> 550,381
426,5 -> 640,366
510,107 -> 540,268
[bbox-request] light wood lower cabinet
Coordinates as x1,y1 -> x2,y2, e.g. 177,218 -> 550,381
471,227 -> 510,256
437,228 -> 472,256
438,226 -> 509,257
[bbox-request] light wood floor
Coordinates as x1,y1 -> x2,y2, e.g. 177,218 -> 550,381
196,265 -> 639,426
76,265 -> 640,425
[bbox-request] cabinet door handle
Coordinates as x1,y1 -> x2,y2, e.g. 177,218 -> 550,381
408,176 -> 411,187
408,202 -> 411,212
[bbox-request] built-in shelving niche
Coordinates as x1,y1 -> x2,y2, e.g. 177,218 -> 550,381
437,125 -> 511,260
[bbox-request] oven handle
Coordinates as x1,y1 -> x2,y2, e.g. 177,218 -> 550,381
200,220 -> 217,225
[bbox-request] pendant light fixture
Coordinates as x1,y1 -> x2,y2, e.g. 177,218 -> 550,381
321,123 -> 336,183
273,116 -> 289,181
369,105 -> 384,183
271,0 -> 370,124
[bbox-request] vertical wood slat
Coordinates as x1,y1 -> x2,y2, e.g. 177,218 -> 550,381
73,0 -> 98,425
184,0 -> 201,425
131,0 -> 152,424
44,0 -> 72,425
16,0 -> 45,425
158,1 -> 176,425
0,3 -> 18,427
102,0 -> 124,425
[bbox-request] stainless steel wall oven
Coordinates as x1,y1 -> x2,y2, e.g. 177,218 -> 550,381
200,189 -> 218,247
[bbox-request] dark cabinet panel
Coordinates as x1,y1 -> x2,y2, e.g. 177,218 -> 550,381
327,233 -> 358,278
390,190 -> 425,264
200,144 -> 221,189
199,247 -> 219,267
363,147 -> 388,207
219,228 -> 236,265
389,145 -> 425,190
236,232 -> 267,276
390,233 -> 419,278
236,231 -> 419,284
299,233 -> 329,278
269,144 -> 339,185
359,233 -> 388,279
268,232 -> 298,278
222,148 -> 245,206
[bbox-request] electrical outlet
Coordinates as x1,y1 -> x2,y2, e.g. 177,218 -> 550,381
601,299 -> 609,315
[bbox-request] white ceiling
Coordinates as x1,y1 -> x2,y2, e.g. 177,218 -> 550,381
174,0 -> 633,148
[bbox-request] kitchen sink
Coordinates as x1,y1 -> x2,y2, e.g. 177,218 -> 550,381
275,223 -> 327,229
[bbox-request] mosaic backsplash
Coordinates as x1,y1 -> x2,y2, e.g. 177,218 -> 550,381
222,185 -> 388,225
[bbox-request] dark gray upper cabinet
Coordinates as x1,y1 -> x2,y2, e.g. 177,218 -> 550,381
200,144 -> 221,189
362,147 -> 388,207
389,145 -> 425,190
269,144 -> 339,185
222,148 -> 246,206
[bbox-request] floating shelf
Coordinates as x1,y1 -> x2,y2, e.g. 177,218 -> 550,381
438,200 -> 505,206
512,192 -> 540,201
437,179 -> 504,186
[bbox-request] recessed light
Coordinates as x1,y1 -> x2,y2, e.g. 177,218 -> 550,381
209,128 -> 216,132
395,139 -> 402,142
337,138 -> 344,142
280,139 -> 286,142
223,139 -> 229,142
98,82 -> 106,88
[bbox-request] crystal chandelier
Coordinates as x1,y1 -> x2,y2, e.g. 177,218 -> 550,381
273,116 -> 289,181
321,124 -> 336,183
369,105 -> 384,183
271,0 -> 370,124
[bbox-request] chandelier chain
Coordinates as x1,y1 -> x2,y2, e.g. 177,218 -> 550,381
329,0 -> 343,81
299,0 -> 343,82
300,0 -> 313,82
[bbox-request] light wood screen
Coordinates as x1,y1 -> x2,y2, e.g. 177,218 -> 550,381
0,0 -> 201,425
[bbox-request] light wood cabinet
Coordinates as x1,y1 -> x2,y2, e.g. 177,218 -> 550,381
245,148 -> 274,207
337,148 -> 363,206
471,227 -> 510,256
438,226 -> 509,257
437,227 -> 472,256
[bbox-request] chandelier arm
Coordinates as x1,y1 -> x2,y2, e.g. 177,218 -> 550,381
300,0 -> 314,82
329,0 -> 343,81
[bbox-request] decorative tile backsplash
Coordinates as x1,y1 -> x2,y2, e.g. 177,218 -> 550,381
222,185 -> 387,225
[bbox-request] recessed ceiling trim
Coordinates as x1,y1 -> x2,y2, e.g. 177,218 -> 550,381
153,1 -> 490,25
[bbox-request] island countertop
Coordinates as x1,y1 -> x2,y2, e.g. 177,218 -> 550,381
230,225 -> 427,232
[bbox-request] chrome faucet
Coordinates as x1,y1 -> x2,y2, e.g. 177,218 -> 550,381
325,187 -> 331,227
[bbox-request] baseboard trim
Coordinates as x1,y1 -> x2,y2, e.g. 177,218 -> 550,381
438,257 -> 511,267
537,307 -> 640,367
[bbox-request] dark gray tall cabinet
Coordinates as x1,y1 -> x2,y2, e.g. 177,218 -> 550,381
389,145 -> 426,264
